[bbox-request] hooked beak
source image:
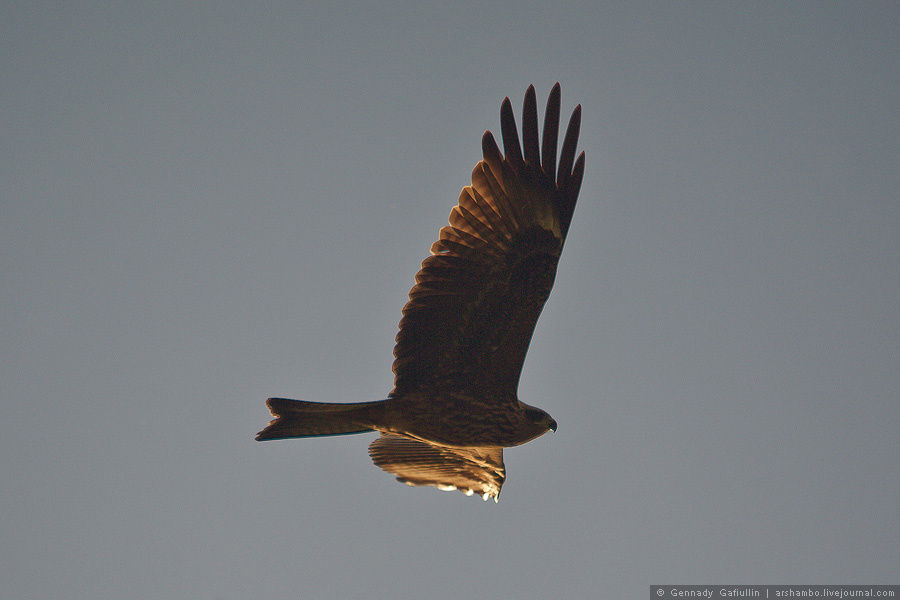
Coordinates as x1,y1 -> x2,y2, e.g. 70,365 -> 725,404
549,418 -> 558,432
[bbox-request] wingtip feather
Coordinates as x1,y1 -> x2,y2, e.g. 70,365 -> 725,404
557,104 -> 582,185
522,85 -> 540,166
541,84 -> 562,178
500,97 -> 524,170
481,130 -> 504,184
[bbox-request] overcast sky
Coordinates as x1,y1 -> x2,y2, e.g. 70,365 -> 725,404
2,2 -> 898,598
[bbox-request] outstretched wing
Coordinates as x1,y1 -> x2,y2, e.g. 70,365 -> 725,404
391,84 -> 585,400
368,434 -> 506,502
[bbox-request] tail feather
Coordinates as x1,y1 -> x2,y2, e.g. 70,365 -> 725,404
255,398 -> 386,441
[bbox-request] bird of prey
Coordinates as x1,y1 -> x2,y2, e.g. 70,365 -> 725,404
257,84 -> 585,501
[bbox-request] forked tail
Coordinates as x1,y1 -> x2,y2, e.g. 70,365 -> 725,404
255,398 -> 387,441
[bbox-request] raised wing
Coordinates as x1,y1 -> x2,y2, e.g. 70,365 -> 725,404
391,84 -> 585,399
368,434 -> 506,502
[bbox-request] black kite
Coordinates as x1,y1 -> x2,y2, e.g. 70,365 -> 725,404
257,84 -> 585,501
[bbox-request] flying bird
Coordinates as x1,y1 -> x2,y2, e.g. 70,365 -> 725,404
257,84 -> 585,501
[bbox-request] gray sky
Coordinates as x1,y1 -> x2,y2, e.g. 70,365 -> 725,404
2,2 -> 898,598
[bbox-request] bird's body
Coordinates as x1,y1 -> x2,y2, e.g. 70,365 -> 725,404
382,392 -> 554,448
263,393 -> 552,448
257,84 -> 585,500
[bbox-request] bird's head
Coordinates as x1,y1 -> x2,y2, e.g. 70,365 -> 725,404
521,403 -> 557,442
